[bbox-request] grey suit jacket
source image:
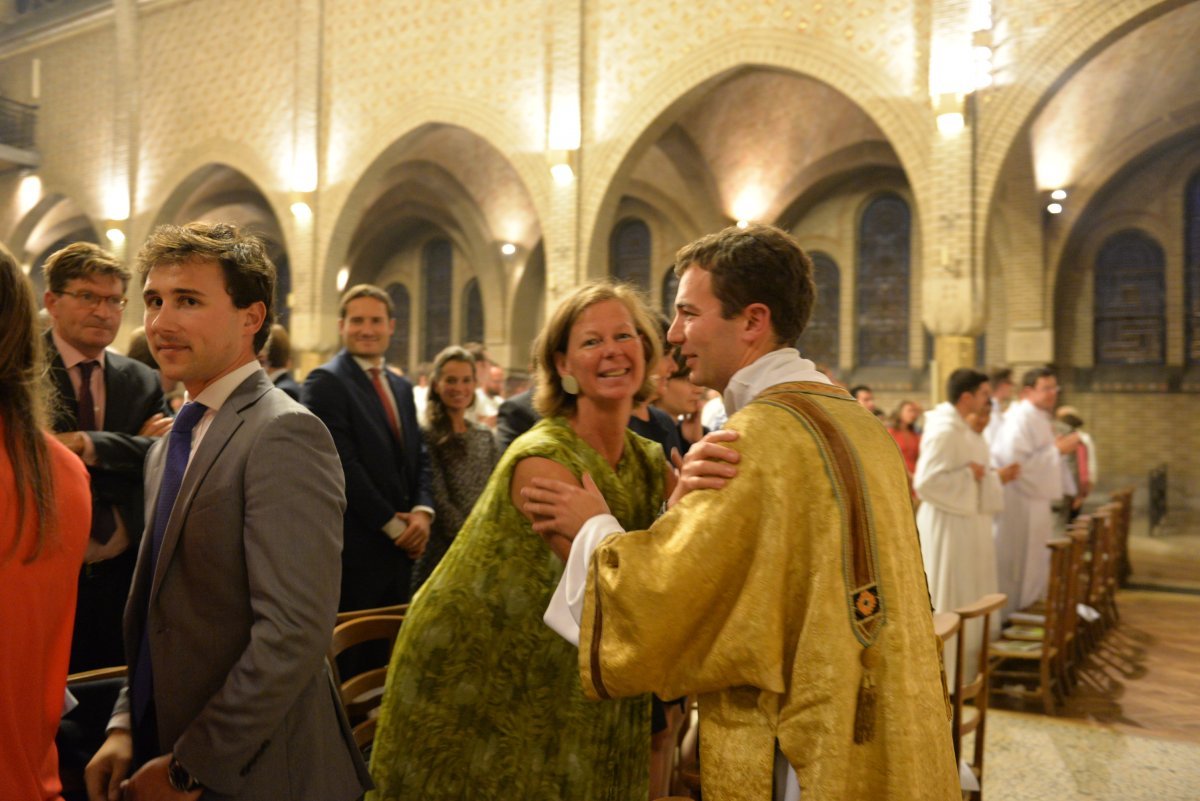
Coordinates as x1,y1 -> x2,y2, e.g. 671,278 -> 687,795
112,371 -> 370,800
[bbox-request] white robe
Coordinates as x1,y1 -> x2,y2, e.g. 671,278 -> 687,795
990,399 -> 1063,617
914,403 -> 1004,680
983,396 -> 1005,448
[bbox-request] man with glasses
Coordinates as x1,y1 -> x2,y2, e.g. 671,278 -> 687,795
991,366 -> 1080,620
43,242 -> 171,672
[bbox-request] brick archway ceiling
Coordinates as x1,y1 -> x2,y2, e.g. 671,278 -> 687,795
372,125 -> 541,251
1030,1 -> 1200,195
627,69 -> 895,226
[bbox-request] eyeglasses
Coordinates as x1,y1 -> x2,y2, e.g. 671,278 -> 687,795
56,290 -> 128,311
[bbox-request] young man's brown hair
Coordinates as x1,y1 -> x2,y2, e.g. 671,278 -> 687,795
136,222 -> 275,351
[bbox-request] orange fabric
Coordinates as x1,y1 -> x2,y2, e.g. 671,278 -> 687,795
0,423 -> 91,801
889,427 -> 921,476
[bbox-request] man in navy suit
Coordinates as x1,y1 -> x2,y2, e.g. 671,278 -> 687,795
42,242 -> 171,672
303,284 -> 434,610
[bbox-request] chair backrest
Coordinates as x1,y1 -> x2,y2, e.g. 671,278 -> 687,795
950,593 -> 1005,769
328,614 -> 405,721
1064,525 -> 1090,636
336,603 -> 409,625
933,611 -> 961,646
1043,538 -> 1073,652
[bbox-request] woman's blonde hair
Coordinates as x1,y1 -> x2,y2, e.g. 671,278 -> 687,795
532,281 -> 662,419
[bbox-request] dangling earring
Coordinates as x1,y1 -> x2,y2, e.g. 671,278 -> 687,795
561,375 -> 580,395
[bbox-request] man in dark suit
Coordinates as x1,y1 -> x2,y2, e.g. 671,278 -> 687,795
41,242 -> 171,673
303,284 -> 434,610
85,222 -> 369,801
260,322 -> 302,400
496,387 -> 539,452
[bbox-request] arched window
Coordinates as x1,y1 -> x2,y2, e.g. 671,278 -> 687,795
1187,173 -> 1200,364
661,269 -> 679,319
385,283 -> 411,370
1094,229 -> 1165,365
797,251 -> 839,367
422,238 -> 453,362
856,194 -> 911,367
610,218 -> 651,292
462,277 -> 484,344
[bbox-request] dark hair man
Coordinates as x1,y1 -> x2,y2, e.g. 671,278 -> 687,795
913,368 -> 1019,681
849,384 -> 876,413
525,224 -> 959,801
983,367 -> 1014,444
990,365 -> 1080,619
85,222 -> 369,801
302,283 -> 434,611
42,241 -> 171,672
260,323 -> 301,400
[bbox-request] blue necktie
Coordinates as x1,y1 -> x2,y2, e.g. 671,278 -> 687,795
131,401 -> 207,728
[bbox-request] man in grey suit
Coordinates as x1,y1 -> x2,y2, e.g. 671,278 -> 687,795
85,222 -> 370,801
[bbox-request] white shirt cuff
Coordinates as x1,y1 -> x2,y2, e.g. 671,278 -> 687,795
382,516 -> 406,541
412,505 -> 435,522
543,513 -> 624,646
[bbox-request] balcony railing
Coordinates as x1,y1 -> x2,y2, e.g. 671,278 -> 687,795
0,96 -> 38,151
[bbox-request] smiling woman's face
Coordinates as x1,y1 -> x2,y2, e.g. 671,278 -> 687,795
555,298 -> 646,404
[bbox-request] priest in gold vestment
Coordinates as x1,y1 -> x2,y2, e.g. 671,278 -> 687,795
530,224 -> 960,801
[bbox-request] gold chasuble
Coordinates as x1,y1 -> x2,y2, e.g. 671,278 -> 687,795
579,382 -> 959,801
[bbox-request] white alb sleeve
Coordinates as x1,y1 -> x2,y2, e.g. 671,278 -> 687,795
543,513 -> 625,646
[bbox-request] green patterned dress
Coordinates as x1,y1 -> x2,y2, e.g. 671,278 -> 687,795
367,417 -> 663,801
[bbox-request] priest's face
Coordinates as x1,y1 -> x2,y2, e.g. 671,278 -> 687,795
667,266 -> 750,393
964,381 -> 991,416
1028,375 -> 1060,413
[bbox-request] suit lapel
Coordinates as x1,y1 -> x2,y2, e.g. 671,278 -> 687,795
147,372 -> 268,603
43,332 -> 80,430
341,351 -> 401,451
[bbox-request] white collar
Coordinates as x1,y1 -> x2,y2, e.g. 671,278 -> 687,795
351,354 -> 387,374
721,348 -> 831,416
187,360 -> 262,413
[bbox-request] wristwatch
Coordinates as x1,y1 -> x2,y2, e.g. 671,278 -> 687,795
167,755 -> 203,792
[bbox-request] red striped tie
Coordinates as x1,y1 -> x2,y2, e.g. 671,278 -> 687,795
369,367 -> 402,442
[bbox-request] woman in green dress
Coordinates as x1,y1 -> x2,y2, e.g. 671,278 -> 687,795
368,281 -> 670,801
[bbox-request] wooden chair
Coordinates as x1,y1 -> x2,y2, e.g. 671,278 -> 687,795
934,611 -> 961,646
950,594 -> 1005,800
1109,486 -> 1135,585
327,614 -> 405,732
990,538 -> 1071,714
335,602 -> 409,625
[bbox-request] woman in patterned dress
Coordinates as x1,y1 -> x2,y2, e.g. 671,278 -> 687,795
368,281 -> 669,801
410,346 -> 499,592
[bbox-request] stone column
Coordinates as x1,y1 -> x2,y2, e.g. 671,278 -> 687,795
924,0 -> 987,403
542,0 -> 583,311
287,0 -> 325,372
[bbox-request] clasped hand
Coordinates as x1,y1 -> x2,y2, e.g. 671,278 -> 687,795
522,429 -> 741,561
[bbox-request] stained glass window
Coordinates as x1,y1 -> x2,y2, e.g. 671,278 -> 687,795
462,277 -> 484,344
610,218 -> 651,292
797,251 -> 839,366
1186,173 -> 1200,364
386,283 -> 411,371
1094,229 -> 1165,365
422,238 -> 453,362
856,194 -> 911,367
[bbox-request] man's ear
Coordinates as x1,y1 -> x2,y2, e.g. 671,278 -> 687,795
741,302 -> 772,341
244,301 -> 266,337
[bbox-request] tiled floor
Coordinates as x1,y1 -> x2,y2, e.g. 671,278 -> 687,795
983,590 -> 1200,800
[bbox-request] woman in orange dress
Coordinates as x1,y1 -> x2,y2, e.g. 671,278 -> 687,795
0,242 -> 91,801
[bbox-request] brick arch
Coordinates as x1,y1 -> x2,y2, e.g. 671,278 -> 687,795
138,140 -> 290,257
8,192 -> 101,266
322,99 -> 552,264
322,121 -> 542,348
976,0 -> 1189,256
582,28 -> 931,280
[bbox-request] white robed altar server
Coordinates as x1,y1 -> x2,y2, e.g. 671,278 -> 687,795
990,368 -> 1077,618
914,369 -> 1016,678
